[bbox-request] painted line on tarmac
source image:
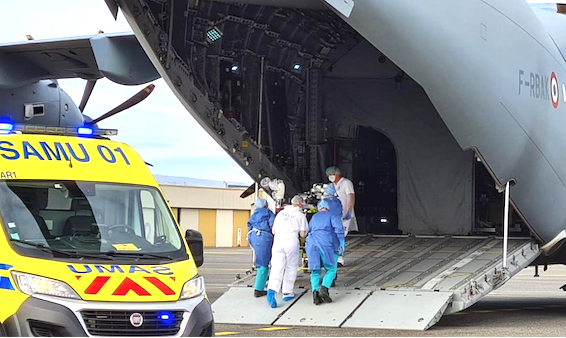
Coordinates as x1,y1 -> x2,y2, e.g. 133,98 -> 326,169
448,303 -> 566,316
453,308 -> 520,315
203,284 -> 233,289
199,268 -> 252,271
489,291 -> 565,295
535,274 -> 566,277
201,262 -> 252,265
256,327 -> 292,331
205,251 -> 251,255
464,306 -> 561,315
215,332 -> 242,336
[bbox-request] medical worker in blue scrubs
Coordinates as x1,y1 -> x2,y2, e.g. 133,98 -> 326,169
306,199 -> 345,305
247,197 -> 275,297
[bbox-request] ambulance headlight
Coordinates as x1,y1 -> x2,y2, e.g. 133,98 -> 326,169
12,271 -> 81,299
180,276 -> 205,299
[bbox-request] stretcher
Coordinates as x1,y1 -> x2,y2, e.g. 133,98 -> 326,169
299,236 -> 308,269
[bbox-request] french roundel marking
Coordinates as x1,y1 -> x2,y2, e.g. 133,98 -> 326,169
551,71 -> 559,109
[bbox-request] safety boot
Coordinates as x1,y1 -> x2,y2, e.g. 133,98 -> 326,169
254,290 -> 267,298
319,286 -> 333,303
313,291 -> 323,305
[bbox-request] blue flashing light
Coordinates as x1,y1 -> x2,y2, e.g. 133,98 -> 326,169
231,65 -> 239,72
0,123 -> 14,132
157,311 -> 174,326
293,63 -> 301,71
77,127 -> 94,135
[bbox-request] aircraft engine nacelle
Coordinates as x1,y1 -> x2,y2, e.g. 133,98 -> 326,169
0,80 -> 85,127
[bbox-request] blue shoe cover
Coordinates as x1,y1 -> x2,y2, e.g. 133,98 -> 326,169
267,289 -> 277,308
283,295 -> 294,302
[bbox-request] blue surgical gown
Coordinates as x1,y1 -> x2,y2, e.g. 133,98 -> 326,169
247,208 -> 275,267
306,211 -> 345,270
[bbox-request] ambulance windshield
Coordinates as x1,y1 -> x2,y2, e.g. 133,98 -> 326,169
0,181 -> 186,260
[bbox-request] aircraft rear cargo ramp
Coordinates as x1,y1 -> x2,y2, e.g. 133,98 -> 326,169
212,235 -> 539,330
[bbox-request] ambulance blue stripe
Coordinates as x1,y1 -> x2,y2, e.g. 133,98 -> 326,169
0,277 -> 14,290
0,264 -> 13,270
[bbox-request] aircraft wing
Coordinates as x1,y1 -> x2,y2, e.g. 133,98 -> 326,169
0,32 -> 159,89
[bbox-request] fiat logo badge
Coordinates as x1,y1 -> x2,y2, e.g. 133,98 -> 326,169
130,313 -> 144,327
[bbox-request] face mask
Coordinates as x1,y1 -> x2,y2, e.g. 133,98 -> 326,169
328,175 -> 336,183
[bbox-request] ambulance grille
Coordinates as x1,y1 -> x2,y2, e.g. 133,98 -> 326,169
80,310 -> 184,336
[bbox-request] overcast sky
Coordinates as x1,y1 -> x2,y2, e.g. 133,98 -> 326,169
0,1 -> 253,185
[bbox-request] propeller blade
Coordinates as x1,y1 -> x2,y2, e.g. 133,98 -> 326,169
78,80 -> 97,112
89,84 -> 155,125
240,182 -> 256,198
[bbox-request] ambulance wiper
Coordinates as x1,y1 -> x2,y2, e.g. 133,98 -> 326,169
10,239 -> 113,260
105,251 -> 174,260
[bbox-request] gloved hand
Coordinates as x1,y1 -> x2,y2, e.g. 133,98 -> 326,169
343,211 -> 352,220
338,240 -> 345,255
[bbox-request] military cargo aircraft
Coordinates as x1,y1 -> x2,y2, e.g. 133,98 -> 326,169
99,0 -> 566,329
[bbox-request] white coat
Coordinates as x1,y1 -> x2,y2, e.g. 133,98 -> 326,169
335,177 -> 358,234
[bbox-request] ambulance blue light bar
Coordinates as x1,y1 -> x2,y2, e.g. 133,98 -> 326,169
77,127 -> 94,135
0,123 -> 14,133
10,124 -> 118,137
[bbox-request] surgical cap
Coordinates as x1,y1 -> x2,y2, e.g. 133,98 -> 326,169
325,166 -> 341,176
325,184 -> 336,196
317,199 -> 330,210
291,195 -> 304,205
255,198 -> 267,208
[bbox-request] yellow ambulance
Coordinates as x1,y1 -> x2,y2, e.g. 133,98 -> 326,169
0,124 -> 213,337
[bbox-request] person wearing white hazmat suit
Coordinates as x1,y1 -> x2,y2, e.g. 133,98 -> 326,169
266,195 -> 308,308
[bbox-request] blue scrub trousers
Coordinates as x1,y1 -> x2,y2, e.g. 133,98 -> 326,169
255,266 -> 269,291
310,252 -> 339,291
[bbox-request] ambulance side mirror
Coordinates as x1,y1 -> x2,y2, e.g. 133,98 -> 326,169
185,229 -> 204,267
